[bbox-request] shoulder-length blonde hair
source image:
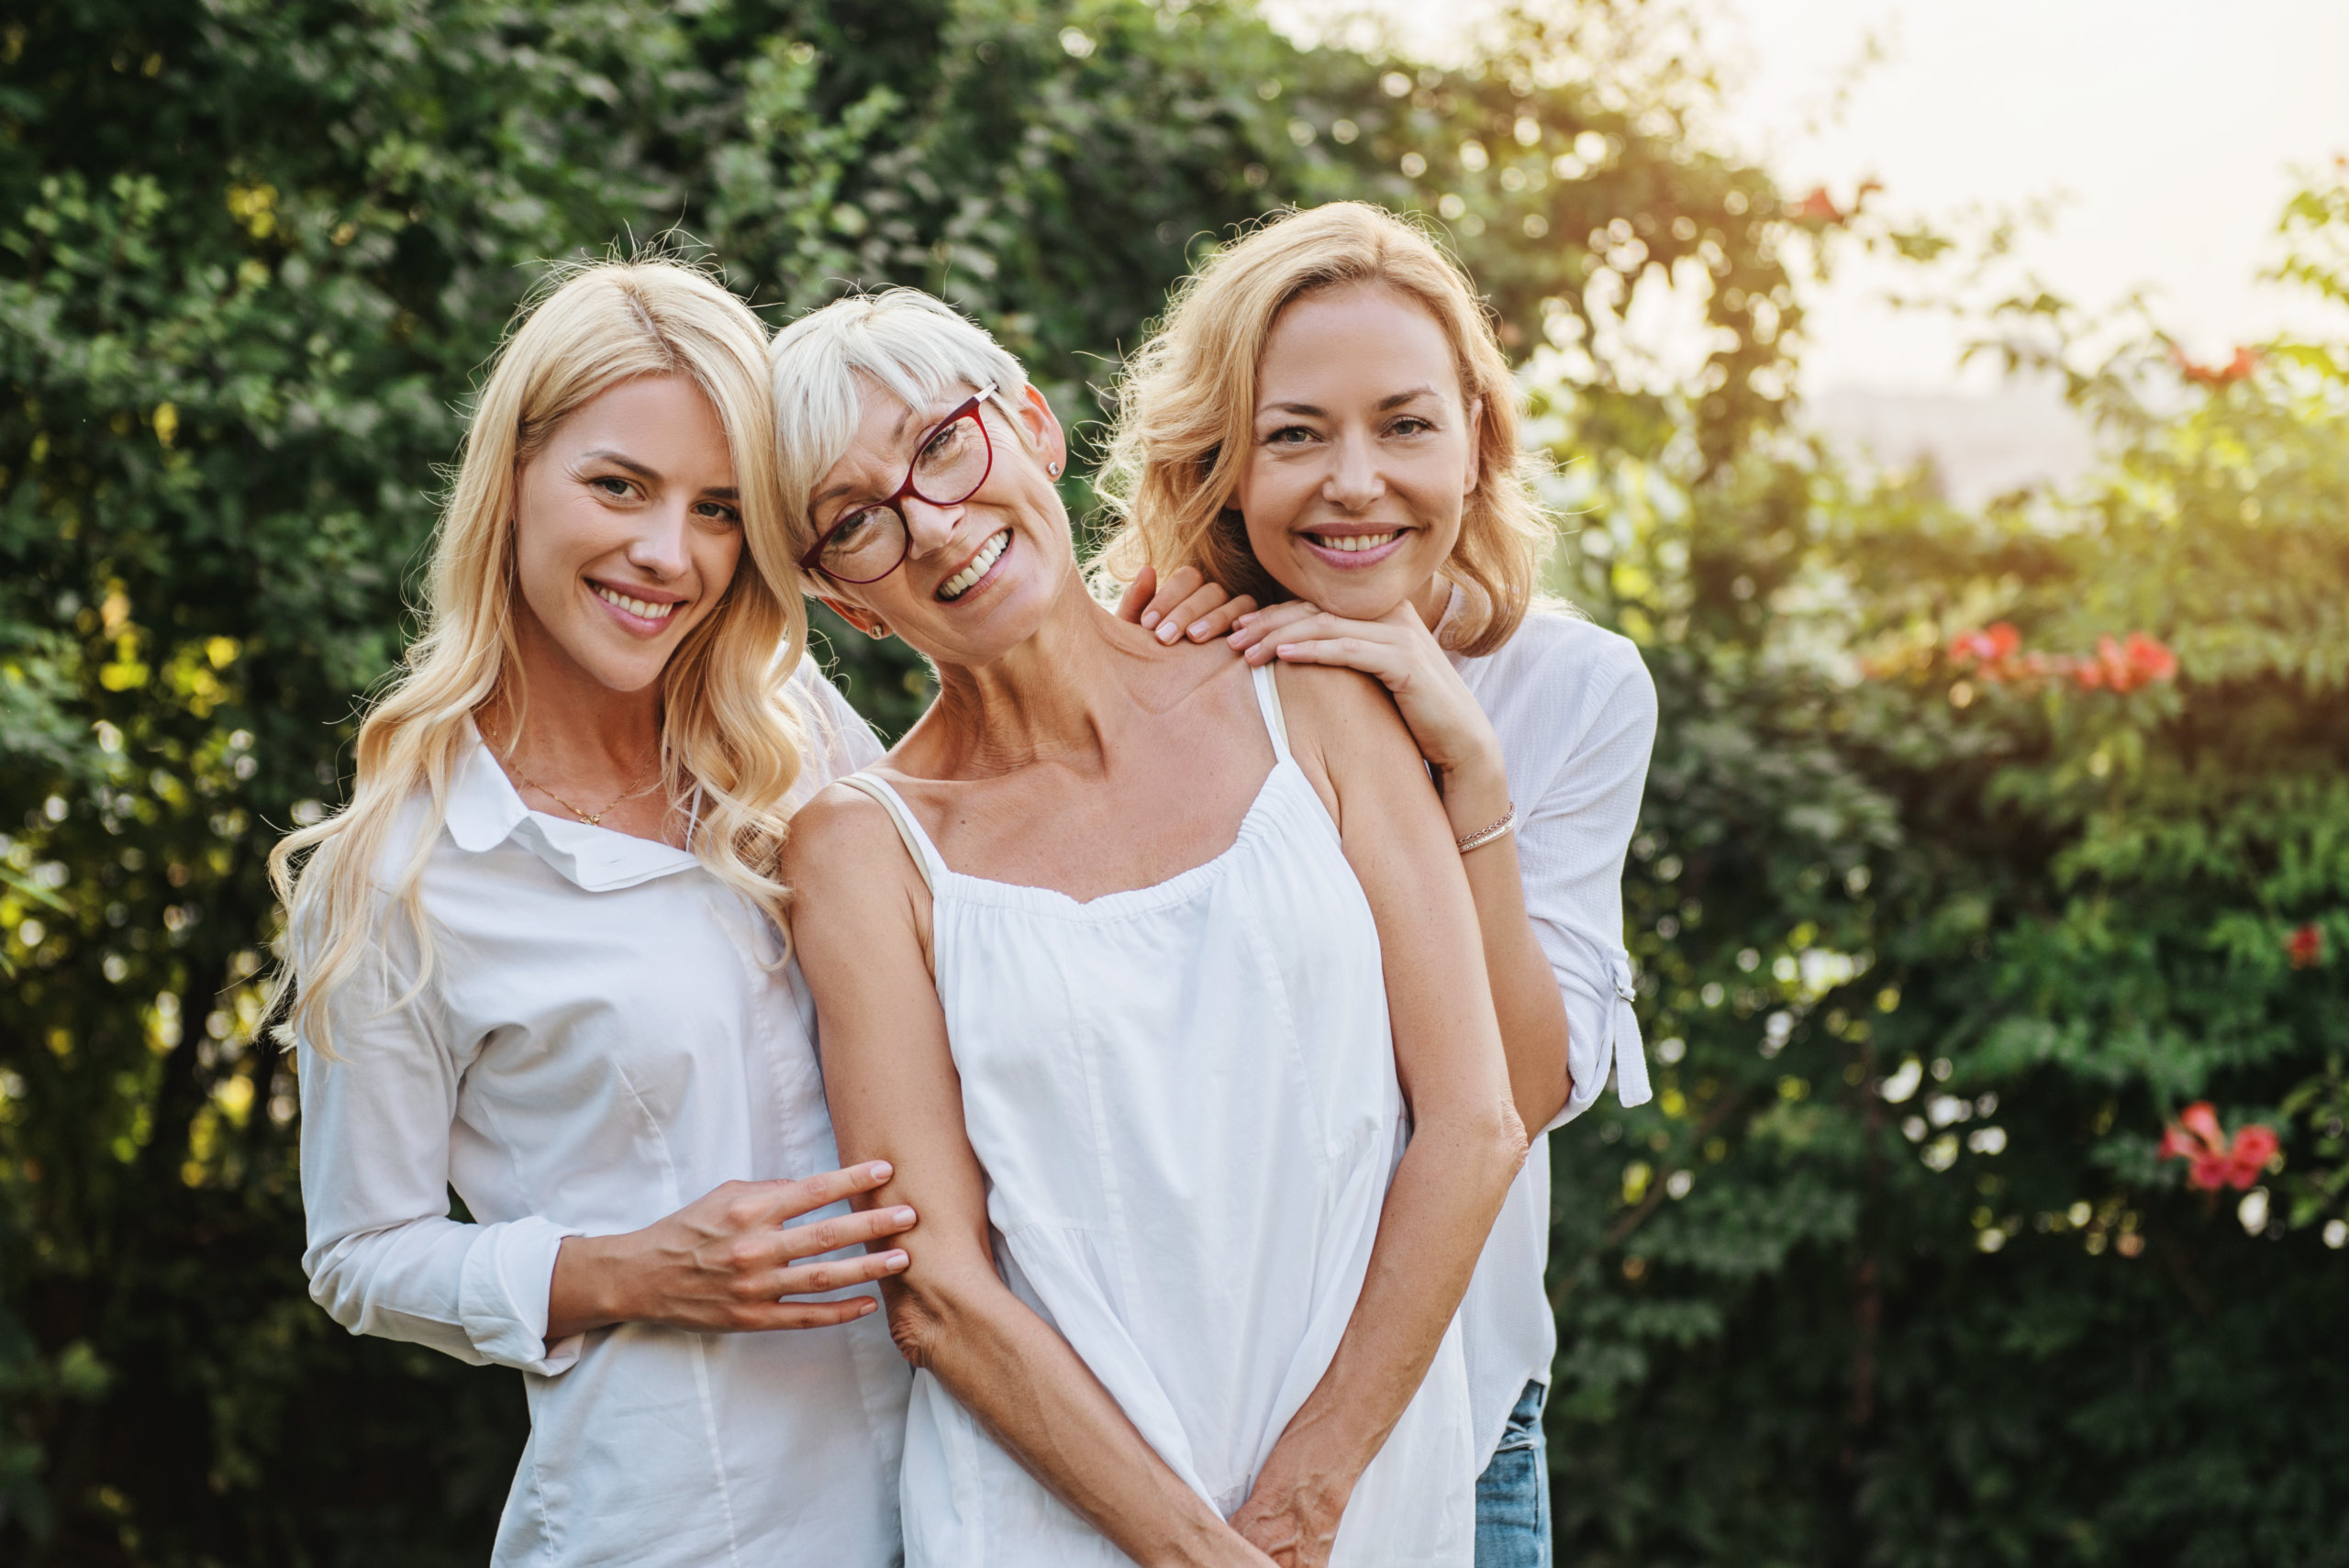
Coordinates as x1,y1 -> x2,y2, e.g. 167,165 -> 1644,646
270,259 -> 809,1054
1095,202 -> 1549,657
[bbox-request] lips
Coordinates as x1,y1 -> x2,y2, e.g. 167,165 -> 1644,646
590,580 -> 685,631
1298,528 -> 1411,568
938,529 -> 1012,602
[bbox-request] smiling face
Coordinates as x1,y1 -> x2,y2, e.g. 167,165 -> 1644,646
1231,282 -> 1480,620
509,373 -> 746,695
806,378 -> 1073,668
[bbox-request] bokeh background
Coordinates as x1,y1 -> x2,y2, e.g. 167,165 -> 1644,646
4,2 -> 2346,1562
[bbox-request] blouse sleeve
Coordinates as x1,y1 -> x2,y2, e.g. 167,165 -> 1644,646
296,896 -> 584,1376
1513,638 -> 1660,1130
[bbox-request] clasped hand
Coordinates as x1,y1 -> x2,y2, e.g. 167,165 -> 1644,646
1228,600 -> 1502,783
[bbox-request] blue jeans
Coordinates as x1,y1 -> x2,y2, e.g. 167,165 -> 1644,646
1473,1380 -> 1551,1568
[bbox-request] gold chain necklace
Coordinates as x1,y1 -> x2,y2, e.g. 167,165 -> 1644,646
497,745 -> 666,828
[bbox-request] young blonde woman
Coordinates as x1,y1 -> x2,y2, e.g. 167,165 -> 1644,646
770,288 -> 1526,1566
1096,202 -> 1660,1568
273,261 -> 921,1567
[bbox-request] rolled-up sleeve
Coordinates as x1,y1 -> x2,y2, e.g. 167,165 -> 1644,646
297,917 -> 583,1376
1516,644 -> 1660,1129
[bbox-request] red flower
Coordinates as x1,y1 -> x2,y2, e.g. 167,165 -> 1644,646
2158,1101 -> 2280,1191
2287,923 -> 2324,969
2073,631 -> 2177,693
2171,344 -> 2260,387
1950,622 -> 2021,667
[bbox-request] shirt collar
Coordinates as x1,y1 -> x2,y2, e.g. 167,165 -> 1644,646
446,719 -> 706,893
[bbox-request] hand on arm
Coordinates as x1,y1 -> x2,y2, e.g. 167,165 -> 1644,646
545,1164 -> 917,1339
785,787 -> 1275,1568
1231,668 -> 1530,1565
1115,563 -> 1261,646
1231,601 -> 1575,1129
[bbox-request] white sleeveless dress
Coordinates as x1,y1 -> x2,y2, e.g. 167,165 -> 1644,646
841,663 -> 1476,1567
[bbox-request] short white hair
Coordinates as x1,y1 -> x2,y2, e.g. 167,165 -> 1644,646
768,288 -> 1030,565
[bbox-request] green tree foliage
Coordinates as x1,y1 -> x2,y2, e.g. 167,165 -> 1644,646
1541,172 -> 2349,1564
0,1 -> 1789,1561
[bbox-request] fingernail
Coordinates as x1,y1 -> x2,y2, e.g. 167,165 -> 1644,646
891,1207 -> 917,1225
1189,622 -> 1213,640
858,1297 -> 878,1314
1156,621 -> 1179,644
866,1162 -> 893,1182
885,1251 -> 910,1270
1276,644 -> 1297,656
1141,609 -> 1160,629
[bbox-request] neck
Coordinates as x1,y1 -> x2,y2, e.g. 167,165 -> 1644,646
1409,573 -> 1452,635
911,569 -> 1163,776
481,611 -> 664,781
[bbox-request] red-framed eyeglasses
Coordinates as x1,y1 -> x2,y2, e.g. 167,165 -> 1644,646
801,386 -> 998,584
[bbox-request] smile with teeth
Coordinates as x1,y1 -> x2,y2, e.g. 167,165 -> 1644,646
1310,530 -> 1403,553
939,530 -> 1011,601
593,583 -> 681,621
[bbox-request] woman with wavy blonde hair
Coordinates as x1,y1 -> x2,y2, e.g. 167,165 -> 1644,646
273,259 -> 918,1568
1097,202 -> 1660,1567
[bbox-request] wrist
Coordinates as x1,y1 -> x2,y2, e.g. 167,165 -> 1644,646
550,1232 -> 632,1338
1436,748 -> 1509,834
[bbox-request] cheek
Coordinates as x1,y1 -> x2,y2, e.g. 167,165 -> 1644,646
697,527 -> 744,599
510,498 -> 584,617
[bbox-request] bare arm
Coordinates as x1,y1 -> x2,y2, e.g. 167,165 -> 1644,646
785,786 -> 1274,1568
1232,601 -> 1572,1129
1231,665 -> 1529,1564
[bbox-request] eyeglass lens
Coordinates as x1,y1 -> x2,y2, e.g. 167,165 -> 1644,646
818,404 -> 993,582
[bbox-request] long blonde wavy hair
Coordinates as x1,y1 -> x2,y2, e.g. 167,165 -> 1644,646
1095,202 -> 1550,657
270,259 -> 809,1054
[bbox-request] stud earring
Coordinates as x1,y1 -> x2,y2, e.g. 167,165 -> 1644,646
1047,461 -> 1061,477
865,620 -> 891,639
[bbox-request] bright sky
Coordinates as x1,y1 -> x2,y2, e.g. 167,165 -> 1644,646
1272,0 -> 2349,394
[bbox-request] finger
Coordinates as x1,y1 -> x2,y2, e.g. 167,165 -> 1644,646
770,1203 -> 919,1265
1144,566 -> 1208,640
762,1161 -> 896,1225
1163,584 -> 1232,641
1270,637 -> 1412,687
729,1295 -> 885,1332
1184,593 -> 1259,644
1226,599 -> 1322,650
758,1247 -> 913,1300
1114,565 -> 1156,627
1243,614 -> 1403,662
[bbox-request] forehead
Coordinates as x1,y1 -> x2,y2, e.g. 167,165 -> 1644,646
1257,283 -> 1459,397
555,373 -> 731,452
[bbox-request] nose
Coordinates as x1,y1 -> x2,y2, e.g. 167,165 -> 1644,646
900,493 -> 970,558
624,495 -> 693,580
1322,429 -> 1386,513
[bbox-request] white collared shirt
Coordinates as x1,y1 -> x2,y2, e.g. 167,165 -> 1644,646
297,657 -> 909,1568
1444,597 -> 1659,1466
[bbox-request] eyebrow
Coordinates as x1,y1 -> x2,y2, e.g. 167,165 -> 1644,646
581,449 -> 660,480
582,450 -> 737,500
1257,385 -> 1442,418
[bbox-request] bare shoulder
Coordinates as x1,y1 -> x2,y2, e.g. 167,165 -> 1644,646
780,779 -> 916,903
1270,661 -> 1419,766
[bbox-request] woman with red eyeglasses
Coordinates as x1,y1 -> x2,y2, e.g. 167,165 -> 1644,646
771,288 -> 1526,1566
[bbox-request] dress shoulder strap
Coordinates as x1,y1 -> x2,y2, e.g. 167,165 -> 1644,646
1250,662 -> 1294,764
834,773 -> 945,896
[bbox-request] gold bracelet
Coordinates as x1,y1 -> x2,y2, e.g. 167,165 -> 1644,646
1455,805 -> 1517,854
